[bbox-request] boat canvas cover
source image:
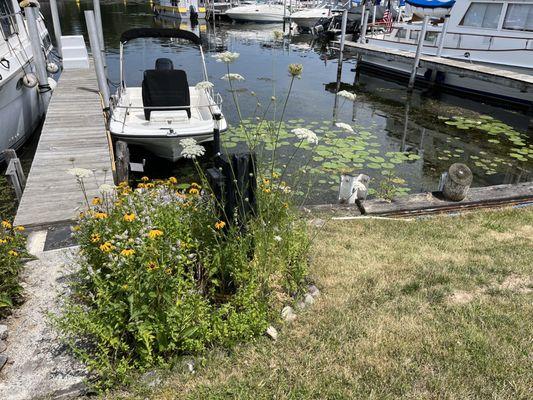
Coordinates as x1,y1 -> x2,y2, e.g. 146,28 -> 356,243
120,28 -> 201,44
406,0 -> 455,8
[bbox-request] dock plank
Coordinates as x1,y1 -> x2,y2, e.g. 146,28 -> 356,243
14,63 -> 112,228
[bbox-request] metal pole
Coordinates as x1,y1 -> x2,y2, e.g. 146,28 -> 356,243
85,10 -> 110,108
93,0 -> 108,74
360,7 -> 369,43
437,15 -> 450,57
213,113 -> 222,155
408,15 -> 429,91
372,5 -> 376,36
334,9 -> 348,121
25,6 -> 52,106
359,4 -> 366,42
48,0 -> 62,57
283,0 -> 287,33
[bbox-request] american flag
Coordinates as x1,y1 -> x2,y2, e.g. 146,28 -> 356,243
382,9 -> 393,33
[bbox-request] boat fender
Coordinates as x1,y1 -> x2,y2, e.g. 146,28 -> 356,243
19,0 -> 40,8
47,77 -> 57,91
22,73 -> 38,88
46,62 -> 59,74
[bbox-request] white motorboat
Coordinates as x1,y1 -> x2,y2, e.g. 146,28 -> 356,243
361,0 -> 533,105
225,3 -> 288,22
109,28 -> 227,162
291,5 -> 337,31
0,0 -> 55,162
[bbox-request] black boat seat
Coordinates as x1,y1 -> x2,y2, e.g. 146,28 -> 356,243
142,69 -> 191,121
155,57 -> 174,70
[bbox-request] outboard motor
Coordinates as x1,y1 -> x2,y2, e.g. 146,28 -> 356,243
189,5 -> 198,20
155,58 -> 174,70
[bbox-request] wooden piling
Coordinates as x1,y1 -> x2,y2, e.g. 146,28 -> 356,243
115,141 -> 130,184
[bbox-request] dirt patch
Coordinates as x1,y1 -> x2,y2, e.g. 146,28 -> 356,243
488,225 -> 533,242
496,274 -> 533,294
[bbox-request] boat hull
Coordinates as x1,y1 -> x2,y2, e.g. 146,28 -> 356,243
154,4 -> 206,19
225,5 -> 287,22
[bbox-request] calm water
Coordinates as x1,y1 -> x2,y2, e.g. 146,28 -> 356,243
33,1 -> 532,205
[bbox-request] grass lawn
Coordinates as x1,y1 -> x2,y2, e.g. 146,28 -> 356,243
111,208 -> 532,399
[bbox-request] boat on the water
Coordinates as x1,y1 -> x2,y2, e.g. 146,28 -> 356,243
0,0 -> 56,162
109,28 -> 227,162
291,3 -> 341,32
360,0 -> 533,106
225,3 -> 288,22
153,0 -> 207,19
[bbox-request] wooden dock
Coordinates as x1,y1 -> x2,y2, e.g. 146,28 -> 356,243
338,41 -> 533,93
14,64 -> 112,228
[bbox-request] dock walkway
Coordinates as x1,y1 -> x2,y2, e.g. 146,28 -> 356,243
14,64 -> 112,228
340,41 -> 533,92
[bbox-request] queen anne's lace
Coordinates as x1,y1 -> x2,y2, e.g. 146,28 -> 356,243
180,138 -> 206,159
292,128 -> 319,145
67,168 -> 93,178
337,90 -> 357,101
212,51 -> 240,64
335,122 -> 355,133
221,73 -> 245,81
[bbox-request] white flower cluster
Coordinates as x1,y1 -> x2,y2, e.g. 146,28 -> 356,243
67,167 -> 93,178
212,51 -> 240,64
195,81 -> 214,90
180,138 -> 206,159
335,122 -> 355,133
337,90 -> 357,102
292,128 -> 319,145
99,184 -> 115,194
221,73 -> 245,81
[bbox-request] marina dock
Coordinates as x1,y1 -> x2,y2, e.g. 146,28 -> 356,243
14,63 -> 112,229
338,41 -> 533,94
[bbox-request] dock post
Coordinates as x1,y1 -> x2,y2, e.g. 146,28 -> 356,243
24,5 -> 52,106
333,9 -> 348,120
437,15 -> 450,57
360,6 -> 369,43
85,11 -> 110,109
408,15 -> 429,91
92,0 -> 108,75
115,141 -> 130,184
3,149 -> 26,202
49,0 -> 62,58
213,112 -> 222,155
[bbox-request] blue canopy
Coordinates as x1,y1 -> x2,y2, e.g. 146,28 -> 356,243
406,0 -> 455,8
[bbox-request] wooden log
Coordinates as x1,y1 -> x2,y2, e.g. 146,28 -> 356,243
115,140 -> 129,184
442,163 -> 473,201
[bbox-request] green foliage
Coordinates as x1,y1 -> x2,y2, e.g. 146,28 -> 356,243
55,178 -> 309,389
0,220 -> 28,317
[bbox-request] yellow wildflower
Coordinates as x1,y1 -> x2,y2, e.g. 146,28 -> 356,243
92,197 -> 102,205
118,181 -> 129,188
189,188 -> 200,195
72,225 -> 81,232
94,212 -> 108,219
123,213 -> 136,222
272,172 -> 280,179
165,268 -> 172,275
214,221 -> 226,230
148,229 -> 164,239
14,226 -> 25,231
168,176 -> 178,184
146,183 -> 155,189
99,242 -> 114,252
120,248 -> 135,257
8,250 -> 18,257
263,188 -> 271,193
262,178 -> 270,185
191,182 -> 201,188
122,284 -> 129,290
90,233 -> 100,243
0,239 -> 7,244
146,261 -> 158,271
137,183 -> 147,189
141,176 -> 150,182
2,220 -> 12,229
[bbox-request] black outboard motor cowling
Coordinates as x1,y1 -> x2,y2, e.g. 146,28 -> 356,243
155,58 -> 174,70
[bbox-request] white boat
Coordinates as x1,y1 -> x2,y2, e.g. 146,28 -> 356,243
225,3 -> 288,22
361,0 -> 533,106
0,0 -> 55,161
109,28 -> 227,162
153,0 -> 207,19
291,4 -> 338,31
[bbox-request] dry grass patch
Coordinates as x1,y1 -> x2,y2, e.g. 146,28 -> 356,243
108,208 -> 533,400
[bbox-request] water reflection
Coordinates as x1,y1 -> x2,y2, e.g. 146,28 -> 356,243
36,0 -> 532,204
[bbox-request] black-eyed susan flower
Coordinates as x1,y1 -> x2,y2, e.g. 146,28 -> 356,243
123,213 -> 136,222
148,229 -> 164,239
94,212 -> 108,219
120,248 -> 135,257
214,221 -> 226,230
14,226 -> 25,231
92,197 -> 102,205
90,233 -> 100,243
99,242 -> 114,252
141,176 -> 149,182
8,250 -> 18,257
168,176 -> 177,184
189,188 -> 200,195
2,220 -> 12,229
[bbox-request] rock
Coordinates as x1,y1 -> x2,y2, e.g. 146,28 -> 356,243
310,218 -> 325,228
0,324 -> 7,340
0,340 -> 6,353
266,326 -> 278,340
281,306 -> 297,322
0,354 -> 7,371
304,293 -> 315,305
296,301 -> 306,310
186,360 -> 195,374
308,285 -> 320,297
140,370 -> 162,388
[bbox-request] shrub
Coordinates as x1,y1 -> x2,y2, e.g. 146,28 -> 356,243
55,178 -> 309,388
0,220 -> 28,317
